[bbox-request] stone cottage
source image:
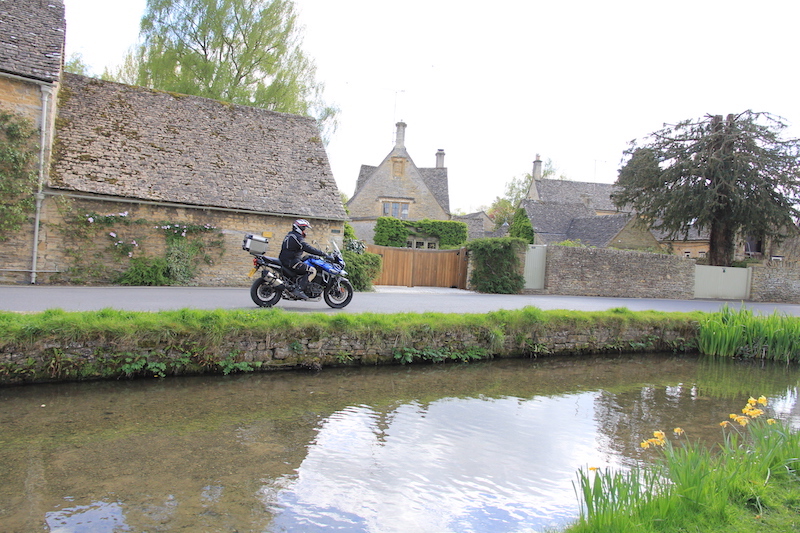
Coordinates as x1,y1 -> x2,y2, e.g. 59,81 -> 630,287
0,0 -> 346,285
347,122 -> 451,247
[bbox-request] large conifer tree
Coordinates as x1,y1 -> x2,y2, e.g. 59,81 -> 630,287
613,111 -> 800,266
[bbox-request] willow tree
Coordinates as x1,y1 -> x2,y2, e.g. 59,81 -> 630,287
126,0 -> 337,137
612,111 -> 800,266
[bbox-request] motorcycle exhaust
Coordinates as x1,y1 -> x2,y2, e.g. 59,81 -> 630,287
262,270 -> 285,289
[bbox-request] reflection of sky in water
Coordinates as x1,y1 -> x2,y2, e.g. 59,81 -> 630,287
264,392 -> 625,533
45,500 -> 130,532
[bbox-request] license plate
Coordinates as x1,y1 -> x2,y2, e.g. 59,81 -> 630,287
247,267 -> 257,277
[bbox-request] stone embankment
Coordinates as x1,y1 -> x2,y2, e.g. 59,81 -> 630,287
1,313 -> 699,385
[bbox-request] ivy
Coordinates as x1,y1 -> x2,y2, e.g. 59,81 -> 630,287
373,217 -> 468,248
465,237 -> 527,294
0,111 -> 38,240
509,207 -> 535,244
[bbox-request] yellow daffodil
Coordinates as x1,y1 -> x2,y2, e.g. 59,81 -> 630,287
758,396 -> 768,406
640,440 -> 650,449
720,421 -> 730,428
673,427 -> 685,436
767,419 -> 776,425
748,397 -> 757,406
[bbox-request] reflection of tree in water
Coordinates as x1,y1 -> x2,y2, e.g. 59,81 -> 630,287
592,357 -> 800,465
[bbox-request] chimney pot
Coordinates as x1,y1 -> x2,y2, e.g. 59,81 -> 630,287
436,149 -> 446,168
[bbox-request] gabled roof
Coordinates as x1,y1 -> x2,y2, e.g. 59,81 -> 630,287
531,178 -> 620,213
567,214 -> 632,247
51,73 -> 347,221
420,167 -> 449,214
0,0 -> 65,82
520,200 -> 595,243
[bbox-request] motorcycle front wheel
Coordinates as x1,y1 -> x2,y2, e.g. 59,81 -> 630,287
323,279 -> 354,309
250,277 -> 282,307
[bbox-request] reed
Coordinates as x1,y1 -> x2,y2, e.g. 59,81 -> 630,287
698,305 -> 800,362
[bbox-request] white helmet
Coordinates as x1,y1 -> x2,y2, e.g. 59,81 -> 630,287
293,219 -> 312,237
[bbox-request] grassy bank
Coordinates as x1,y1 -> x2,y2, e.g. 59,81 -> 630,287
566,396 -> 800,533
2,305 -> 800,384
0,306 -> 700,383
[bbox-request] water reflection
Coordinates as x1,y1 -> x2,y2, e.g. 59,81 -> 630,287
0,355 -> 798,532
265,394 -> 621,532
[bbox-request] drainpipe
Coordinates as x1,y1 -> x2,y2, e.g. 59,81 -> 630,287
30,84 -> 54,284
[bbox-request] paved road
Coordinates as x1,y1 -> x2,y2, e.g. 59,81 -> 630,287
2,285 -> 800,315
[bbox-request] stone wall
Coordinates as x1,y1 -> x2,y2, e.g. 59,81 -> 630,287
0,195 -> 343,286
542,245 -> 695,299
0,76 -> 44,123
749,262 -> 800,303
0,317 -> 697,385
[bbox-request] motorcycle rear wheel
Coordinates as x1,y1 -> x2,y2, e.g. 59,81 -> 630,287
251,277 -> 282,307
323,279 -> 354,309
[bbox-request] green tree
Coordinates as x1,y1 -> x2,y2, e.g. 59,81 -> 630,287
509,207 -> 535,244
487,158 -> 561,230
64,53 -> 91,76
613,112 -> 800,266
123,0 -> 337,139
0,112 -> 38,240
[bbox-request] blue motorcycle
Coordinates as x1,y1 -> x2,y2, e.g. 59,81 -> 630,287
243,237 -> 354,308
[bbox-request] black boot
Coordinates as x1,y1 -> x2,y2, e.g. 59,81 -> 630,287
292,276 -> 309,300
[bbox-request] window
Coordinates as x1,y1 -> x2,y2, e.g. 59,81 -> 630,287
427,242 -> 437,249
382,201 -> 409,220
684,251 -> 691,258
415,241 -> 424,249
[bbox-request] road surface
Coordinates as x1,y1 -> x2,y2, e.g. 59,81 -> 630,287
2,285 -> 800,315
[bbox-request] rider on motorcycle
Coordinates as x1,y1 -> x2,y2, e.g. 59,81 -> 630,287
279,219 -> 328,300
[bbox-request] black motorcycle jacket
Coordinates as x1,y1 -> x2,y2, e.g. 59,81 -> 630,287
279,229 -> 326,267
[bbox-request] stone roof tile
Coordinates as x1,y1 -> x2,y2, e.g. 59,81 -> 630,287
52,74 -> 347,221
0,0 -> 65,82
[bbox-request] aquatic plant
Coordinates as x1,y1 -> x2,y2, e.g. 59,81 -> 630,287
570,396 -> 800,532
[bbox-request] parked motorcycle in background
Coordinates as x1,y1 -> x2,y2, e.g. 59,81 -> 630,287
242,234 -> 354,308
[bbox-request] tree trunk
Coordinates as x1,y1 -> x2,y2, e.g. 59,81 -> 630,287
708,218 -> 735,266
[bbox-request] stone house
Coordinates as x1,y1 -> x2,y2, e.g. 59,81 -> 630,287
524,155 -> 708,255
518,200 -> 662,250
347,122 -> 452,247
0,0 -> 346,285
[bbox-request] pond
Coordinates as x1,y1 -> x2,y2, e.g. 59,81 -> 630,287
2,354 -> 799,533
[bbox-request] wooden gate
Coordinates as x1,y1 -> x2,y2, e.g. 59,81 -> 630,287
365,245 -> 469,289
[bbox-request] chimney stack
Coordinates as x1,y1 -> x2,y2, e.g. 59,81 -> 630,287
532,154 -> 543,181
395,121 -> 407,148
435,149 -> 445,168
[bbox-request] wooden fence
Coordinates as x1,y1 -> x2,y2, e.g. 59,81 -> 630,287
365,245 -> 469,289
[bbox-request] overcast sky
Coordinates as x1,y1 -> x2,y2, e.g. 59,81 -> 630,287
64,0 -> 800,213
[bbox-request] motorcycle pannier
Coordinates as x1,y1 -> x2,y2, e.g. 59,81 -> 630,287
242,234 -> 269,255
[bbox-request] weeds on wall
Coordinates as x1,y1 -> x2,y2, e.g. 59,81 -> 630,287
0,111 -> 38,241
53,203 -> 223,285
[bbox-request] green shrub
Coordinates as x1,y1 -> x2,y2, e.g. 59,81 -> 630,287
343,250 -> 382,291
374,217 -> 408,246
509,207 -> 535,244
466,237 -> 527,294
116,257 -> 171,286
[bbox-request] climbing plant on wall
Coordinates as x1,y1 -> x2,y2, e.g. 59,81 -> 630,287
53,202 -> 223,285
373,217 -> 468,249
0,111 -> 38,241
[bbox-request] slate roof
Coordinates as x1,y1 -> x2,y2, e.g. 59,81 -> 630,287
519,200 -> 595,243
532,179 -> 620,213
567,214 -> 632,247
0,0 -> 65,82
51,73 -> 347,221
420,167 -> 450,213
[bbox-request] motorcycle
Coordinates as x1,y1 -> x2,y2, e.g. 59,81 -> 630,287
242,234 -> 354,308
